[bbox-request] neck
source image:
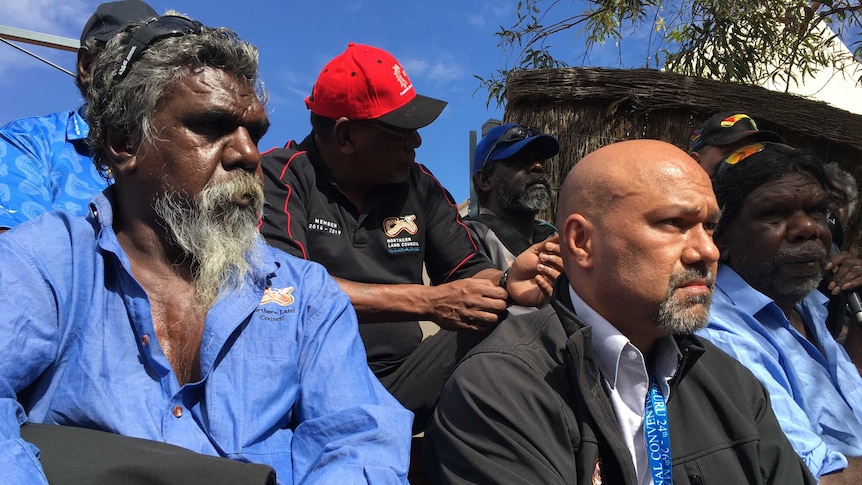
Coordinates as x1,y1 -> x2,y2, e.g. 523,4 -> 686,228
316,135 -> 370,210
483,204 -> 538,242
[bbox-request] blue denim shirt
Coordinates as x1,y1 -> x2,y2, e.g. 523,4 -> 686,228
0,106 -> 108,229
0,191 -> 412,484
699,265 -> 862,478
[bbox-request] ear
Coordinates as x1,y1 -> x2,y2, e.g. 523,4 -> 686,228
105,127 -> 137,176
474,169 -> 494,194
562,213 -> 594,269
333,117 -> 356,156
689,150 -> 703,164
76,47 -> 95,90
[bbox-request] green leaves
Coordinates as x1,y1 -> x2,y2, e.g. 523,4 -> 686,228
480,0 -> 862,107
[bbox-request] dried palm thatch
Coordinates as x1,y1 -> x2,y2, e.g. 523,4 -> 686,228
505,67 -> 862,251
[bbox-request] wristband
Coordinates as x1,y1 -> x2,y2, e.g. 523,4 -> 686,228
499,267 -> 511,290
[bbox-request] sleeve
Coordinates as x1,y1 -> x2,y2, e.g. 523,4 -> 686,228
0,237 -> 60,484
416,165 -> 495,284
259,148 -> 310,259
701,319 -> 849,478
0,120 -> 55,229
749,380 -> 818,484
425,351 -> 572,485
290,265 -> 413,484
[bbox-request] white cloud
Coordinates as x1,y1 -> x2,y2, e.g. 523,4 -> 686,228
467,14 -> 485,27
0,0 -> 92,78
467,3 -> 512,29
402,57 -> 464,84
0,0 -> 91,37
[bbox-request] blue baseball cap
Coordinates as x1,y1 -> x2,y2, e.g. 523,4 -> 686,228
472,123 -> 559,176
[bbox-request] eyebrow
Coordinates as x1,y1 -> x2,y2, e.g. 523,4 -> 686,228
184,108 -> 270,138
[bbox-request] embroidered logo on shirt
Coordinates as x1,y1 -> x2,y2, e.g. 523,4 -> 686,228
261,287 -> 295,307
384,215 -> 420,254
384,214 -> 418,237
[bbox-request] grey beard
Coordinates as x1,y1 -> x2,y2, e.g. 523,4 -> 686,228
154,171 -> 265,310
732,242 -> 827,308
654,264 -> 715,335
494,174 -> 551,214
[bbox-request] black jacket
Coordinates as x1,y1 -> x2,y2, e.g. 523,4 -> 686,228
426,277 -> 814,485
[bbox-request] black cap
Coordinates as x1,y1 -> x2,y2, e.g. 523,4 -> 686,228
80,0 -> 158,44
688,112 -> 782,153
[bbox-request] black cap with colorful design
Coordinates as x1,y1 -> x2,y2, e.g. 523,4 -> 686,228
688,112 -> 782,153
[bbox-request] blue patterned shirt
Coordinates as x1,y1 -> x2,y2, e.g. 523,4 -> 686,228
699,265 -> 862,478
0,191 -> 412,484
0,106 -> 108,229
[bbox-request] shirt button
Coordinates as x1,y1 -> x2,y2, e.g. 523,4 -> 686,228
172,406 -> 183,418
141,335 -> 150,346
627,350 -> 638,360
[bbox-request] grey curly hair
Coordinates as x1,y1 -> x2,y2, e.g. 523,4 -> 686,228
86,15 -> 265,178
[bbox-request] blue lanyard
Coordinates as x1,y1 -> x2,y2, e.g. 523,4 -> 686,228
644,374 -> 672,484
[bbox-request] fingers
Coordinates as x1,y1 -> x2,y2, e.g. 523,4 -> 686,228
828,256 -> 862,294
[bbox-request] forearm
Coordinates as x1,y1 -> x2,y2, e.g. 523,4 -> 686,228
334,275 -> 508,331
334,277 -> 440,323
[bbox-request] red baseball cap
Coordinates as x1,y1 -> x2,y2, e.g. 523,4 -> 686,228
305,43 -> 447,130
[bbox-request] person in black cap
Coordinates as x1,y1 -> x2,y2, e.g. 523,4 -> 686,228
259,43 -> 562,434
0,0 -> 158,234
466,123 -> 560,272
687,111 -> 782,176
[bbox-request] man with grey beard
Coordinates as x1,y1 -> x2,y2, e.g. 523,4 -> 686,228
698,143 -> 862,483
0,14 -> 411,485
426,139 -> 812,484
467,123 -> 560,270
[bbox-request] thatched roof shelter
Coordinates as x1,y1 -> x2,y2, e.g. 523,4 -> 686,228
504,67 -> 862,251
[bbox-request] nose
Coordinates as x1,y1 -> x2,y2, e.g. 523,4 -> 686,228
528,159 -> 546,173
225,126 -> 261,172
405,131 -> 422,150
682,224 -> 720,267
786,210 -> 825,243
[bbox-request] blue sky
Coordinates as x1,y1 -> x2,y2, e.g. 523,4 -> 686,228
0,0 -> 652,202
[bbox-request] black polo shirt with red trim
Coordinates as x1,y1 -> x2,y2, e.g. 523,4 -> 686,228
260,134 -> 494,374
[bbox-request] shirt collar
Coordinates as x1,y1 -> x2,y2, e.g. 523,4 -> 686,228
88,187 -> 278,278
67,104 -> 89,142
569,285 -> 681,394
716,264 -> 829,315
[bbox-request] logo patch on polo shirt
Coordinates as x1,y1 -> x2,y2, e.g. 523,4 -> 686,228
384,214 -> 420,254
261,287 -> 295,307
384,215 -> 418,237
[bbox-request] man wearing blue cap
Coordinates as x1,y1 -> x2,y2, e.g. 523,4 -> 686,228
0,0 -> 158,233
467,123 -> 560,271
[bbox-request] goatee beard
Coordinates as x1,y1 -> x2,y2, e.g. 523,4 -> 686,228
654,264 -> 715,335
154,171 -> 265,310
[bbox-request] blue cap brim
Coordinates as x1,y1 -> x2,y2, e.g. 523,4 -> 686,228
488,134 -> 559,164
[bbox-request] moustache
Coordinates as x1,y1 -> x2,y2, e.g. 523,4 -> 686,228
522,174 -> 550,191
200,171 -> 264,215
774,242 -> 829,266
670,264 -> 715,290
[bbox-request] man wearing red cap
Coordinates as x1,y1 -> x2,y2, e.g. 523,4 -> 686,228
260,43 -> 560,432
687,111 -> 782,176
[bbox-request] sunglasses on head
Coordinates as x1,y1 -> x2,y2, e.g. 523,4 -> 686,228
722,142 -> 795,166
115,15 -> 204,82
480,124 -> 542,173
